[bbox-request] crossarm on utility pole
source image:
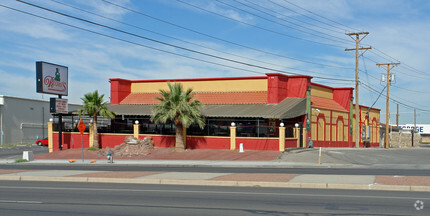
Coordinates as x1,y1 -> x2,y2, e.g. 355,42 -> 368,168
345,32 -> 371,148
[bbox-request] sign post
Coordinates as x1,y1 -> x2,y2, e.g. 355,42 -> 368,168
36,61 -> 68,151
77,119 -> 86,162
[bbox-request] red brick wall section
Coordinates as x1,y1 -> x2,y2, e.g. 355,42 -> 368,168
235,138 -> 279,151
286,77 -> 310,98
267,74 -> 284,104
51,133 -> 300,151
53,132 -> 90,151
109,78 -> 131,105
99,134 -> 129,149
187,136 -> 230,149
312,141 -> 349,147
267,73 -> 311,104
146,135 -> 175,148
332,88 -> 353,111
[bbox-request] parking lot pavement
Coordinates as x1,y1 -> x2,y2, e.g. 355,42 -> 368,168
0,145 -> 48,160
278,148 -> 430,167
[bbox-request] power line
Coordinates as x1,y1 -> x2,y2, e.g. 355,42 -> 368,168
7,1 -> 354,83
280,0 -> 360,32
218,0 -> 353,45
47,0 -> 351,78
391,85 -> 430,94
100,0 -> 354,70
241,0 -> 345,34
361,56 -> 430,80
176,0 -> 346,48
371,47 -> 429,75
361,82 -> 430,111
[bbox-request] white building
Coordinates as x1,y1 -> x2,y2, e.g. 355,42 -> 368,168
0,95 -> 80,145
399,124 -> 430,134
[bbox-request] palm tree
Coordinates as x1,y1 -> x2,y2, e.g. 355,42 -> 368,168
151,82 -> 205,152
78,90 -> 115,149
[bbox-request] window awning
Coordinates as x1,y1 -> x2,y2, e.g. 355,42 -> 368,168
109,97 -> 306,119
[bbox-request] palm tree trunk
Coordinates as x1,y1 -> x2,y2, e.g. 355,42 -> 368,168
175,123 -> 185,152
93,116 -> 99,149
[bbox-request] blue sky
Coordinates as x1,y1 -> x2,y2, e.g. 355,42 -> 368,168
1,0 -> 430,124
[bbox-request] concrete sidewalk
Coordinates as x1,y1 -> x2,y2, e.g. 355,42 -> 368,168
2,148 -> 430,192
1,168 -> 430,192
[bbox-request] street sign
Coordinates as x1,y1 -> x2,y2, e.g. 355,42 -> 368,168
78,119 -> 86,135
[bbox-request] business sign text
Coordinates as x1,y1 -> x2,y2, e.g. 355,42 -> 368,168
36,61 -> 68,96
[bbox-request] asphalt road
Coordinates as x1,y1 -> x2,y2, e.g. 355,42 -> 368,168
0,181 -> 428,216
1,164 -> 430,176
0,145 -> 48,159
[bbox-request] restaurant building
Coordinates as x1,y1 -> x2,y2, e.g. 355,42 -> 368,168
106,73 -> 380,150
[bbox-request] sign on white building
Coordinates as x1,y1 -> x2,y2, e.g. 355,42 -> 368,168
399,124 -> 430,134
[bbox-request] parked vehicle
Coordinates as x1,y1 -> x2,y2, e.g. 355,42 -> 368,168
35,138 -> 48,146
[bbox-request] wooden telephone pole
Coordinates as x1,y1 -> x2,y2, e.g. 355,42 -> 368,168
345,32 -> 371,148
377,62 -> 400,148
396,104 -> 399,127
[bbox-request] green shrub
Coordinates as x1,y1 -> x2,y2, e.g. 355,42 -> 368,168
15,159 -> 29,163
87,147 -> 99,151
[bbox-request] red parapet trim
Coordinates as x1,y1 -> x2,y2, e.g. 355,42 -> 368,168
109,78 -> 132,82
266,73 -> 313,79
121,76 -> 267,83
311,82 -> 354,91
353,104 -> 382,111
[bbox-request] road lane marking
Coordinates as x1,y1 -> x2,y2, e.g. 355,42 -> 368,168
0,185 -> 429,200
0,200 -> 42,204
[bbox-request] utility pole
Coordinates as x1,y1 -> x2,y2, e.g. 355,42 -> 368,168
396,104 -> 399,127
377,62 -> 400,149
345,32 -> 371,148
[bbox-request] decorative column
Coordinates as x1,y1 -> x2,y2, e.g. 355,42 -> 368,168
183,126 -> 187,149
306,86 -> 311,148
230,122 -> 236,150
89,122 -> 94,148
279,123 -> 285,152
295,123 -> 300,148
302,127 -> 307,148
134,120 -> 139,139
48,119 -> 53,153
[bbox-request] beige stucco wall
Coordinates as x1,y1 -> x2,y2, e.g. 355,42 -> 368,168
311,84 -> 333,99
131,79 -> 268,93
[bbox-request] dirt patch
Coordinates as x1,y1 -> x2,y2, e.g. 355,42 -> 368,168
376,176 -> 430,186
0,170 -> 31,175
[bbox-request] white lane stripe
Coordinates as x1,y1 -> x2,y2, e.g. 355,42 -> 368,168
0,185 -> 429,200
0,200 -> 43,204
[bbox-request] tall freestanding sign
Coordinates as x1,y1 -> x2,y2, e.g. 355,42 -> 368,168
36,61 -> 69,150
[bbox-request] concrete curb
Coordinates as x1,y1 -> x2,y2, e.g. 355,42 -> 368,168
5,160 -> 430,170
1,175 -> 430,192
